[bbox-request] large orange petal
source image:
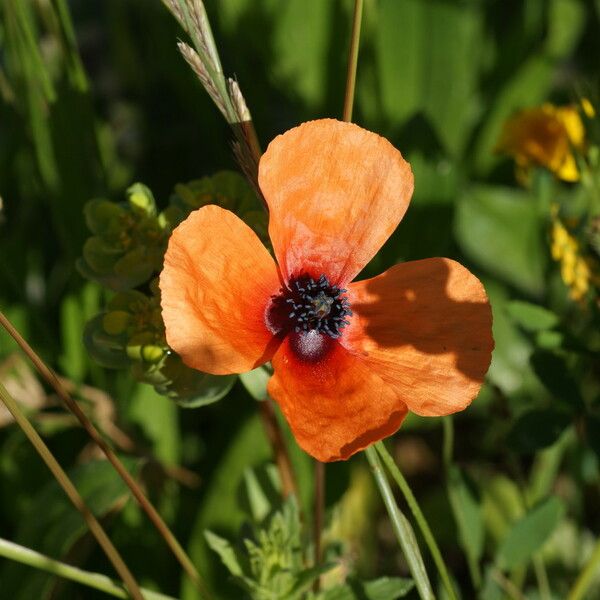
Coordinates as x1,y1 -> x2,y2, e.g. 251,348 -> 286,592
160,206 -> 281,375
259,119 -> 414,286
268,333 -> 408,462
345,258 -> 494,416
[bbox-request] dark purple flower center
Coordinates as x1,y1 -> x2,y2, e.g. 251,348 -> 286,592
267,273 -> 352,339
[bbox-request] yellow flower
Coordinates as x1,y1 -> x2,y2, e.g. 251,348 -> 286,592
497,103 -> 585,182
551,214 -> 591,301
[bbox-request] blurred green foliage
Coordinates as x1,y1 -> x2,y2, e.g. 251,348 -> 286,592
0,0 -> 600,599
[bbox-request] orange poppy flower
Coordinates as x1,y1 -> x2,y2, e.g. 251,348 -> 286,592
160,119 -> 494,462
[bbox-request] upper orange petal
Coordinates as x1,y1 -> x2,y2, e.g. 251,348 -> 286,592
268,333 -> 408,462
345,258 -> 494,416
258,119 -> 414,286
160,206 -> 281,375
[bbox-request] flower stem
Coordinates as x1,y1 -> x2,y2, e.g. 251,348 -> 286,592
365,445 -> 434,600
0,381 -> 144,600
313,460 -> 325,591
0,537 -> 174,600
258,399 -> 298,498
342,0 -> 364,122
0,310 -> 211,599
375,441 -> 458,600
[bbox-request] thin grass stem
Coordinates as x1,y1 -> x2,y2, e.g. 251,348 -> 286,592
0,310 -> 211,599
0,537 -> 174,600
0,382 -> 144,600
375,441 -> 458,600
365,445 -> 434,600
342,0 -> 364,122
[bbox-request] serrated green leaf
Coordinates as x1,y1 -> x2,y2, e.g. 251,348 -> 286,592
183,416 -> 271,599
204,530 -> 244,578
496,496 -> 565,570
506,301 -> 560,331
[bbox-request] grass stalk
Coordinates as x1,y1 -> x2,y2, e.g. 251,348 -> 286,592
375,441 -> 458,600
0,382 -> 144,600
365,445 -> 434,600
342,0 -> 364,122
0,537 -> 175,600
0,310 -> 211,599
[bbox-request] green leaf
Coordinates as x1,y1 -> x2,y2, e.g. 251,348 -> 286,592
128,384 -> 180,465
455,186 -> 547,295
496,496 -> 565,570
0,459 -> 140,599
156,354 -> 236,408
321,577 -> 414,600
239,365 -> 270,401
83,314 -> 130,369
269,0 -> 334,110
182,416 -> 271,599
241,466 -> 276,523
507,408 -> 571,454
506,301 -> 559,332
447,466 -> 483,586
530,350 -> 585,409
204,531 -> 244,578
376,0 -> 484,155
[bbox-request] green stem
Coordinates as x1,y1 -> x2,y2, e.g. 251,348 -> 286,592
313,460 -> 325,592
568,535 -> 600,600
375,441 -> 457,600
365,446 -> 434,600
0,310 -> 211,599
342,0 -> 363,122
0,538 -> 174,600
533,555 -> 551,600
0,382 -> 144,600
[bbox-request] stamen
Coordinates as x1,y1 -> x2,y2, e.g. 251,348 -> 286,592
266,273 -> 353,340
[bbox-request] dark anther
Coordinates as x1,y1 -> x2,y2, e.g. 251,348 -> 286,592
266,273 -> 352,339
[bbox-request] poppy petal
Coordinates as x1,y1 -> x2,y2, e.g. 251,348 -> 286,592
160,206 -> 281,375
259,119 -> 414,286
268,333 -> 408,462
345,258 -> 493,416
